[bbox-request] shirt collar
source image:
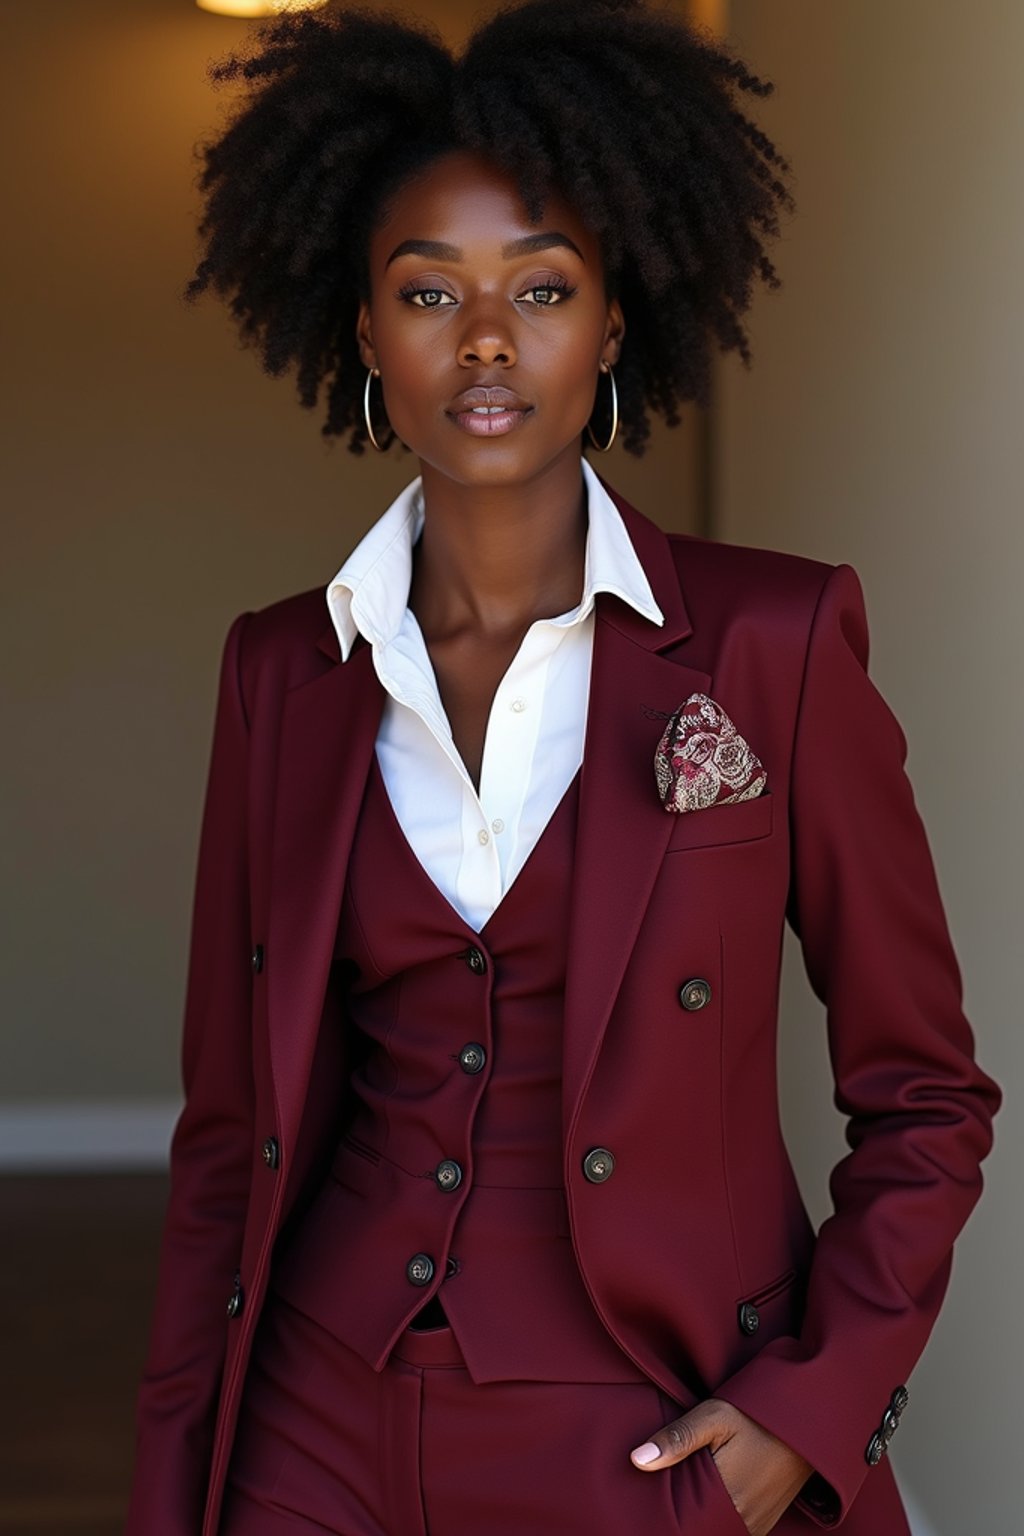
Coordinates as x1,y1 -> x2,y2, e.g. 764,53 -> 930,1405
325,454 -> 665,662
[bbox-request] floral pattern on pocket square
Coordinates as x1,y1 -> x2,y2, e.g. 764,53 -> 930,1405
654,693 -> 767,813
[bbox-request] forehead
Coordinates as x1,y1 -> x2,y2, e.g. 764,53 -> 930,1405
368,149 -> 601,267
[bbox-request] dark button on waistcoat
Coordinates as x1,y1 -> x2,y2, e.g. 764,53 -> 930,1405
435,1159 -> 463,1191
406,1253 -> 435,1286
270,753 -> 647,1387
462,945 -> 488,975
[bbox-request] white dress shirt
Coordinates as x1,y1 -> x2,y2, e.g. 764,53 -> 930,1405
326,455 -> 664,933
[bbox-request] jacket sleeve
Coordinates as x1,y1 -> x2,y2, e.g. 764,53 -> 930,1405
711,562 -> 1001,1526
124,610 -> 256,1536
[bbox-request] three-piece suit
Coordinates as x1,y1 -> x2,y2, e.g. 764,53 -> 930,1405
125,471 -> 1000,1536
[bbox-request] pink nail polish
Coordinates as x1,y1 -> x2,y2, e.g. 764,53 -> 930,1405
632,1442 -> 661,1465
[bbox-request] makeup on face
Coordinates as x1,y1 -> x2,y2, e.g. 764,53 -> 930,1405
356,150 -> 622,480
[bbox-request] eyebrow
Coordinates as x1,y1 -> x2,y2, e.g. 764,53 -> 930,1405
384,231 -> 586,269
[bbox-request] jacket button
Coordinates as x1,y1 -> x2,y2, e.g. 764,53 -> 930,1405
458,1042 -> 487,1074
446,1255 -> 461,1277
435,1159 -> 463,1191
582,1147 -> 615,1183
865,1432 -> 887,1466
679,977 -> 712,1011
738,1301 -> 760,1335
462,946 -> 488,975
890,1385 -> 909,1415
261,1136 -> 280,1170
406,1253 -> 435,1286
251,944 -> 264,974
227,1272 -> 244,1318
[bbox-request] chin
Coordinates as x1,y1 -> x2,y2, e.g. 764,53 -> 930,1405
421,436 -> 586,489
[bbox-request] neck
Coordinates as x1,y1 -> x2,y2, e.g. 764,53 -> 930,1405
409,452 -> 590,645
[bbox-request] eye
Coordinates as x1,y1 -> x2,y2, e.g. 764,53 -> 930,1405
519,277 -> 577,305
396,284 -> 456,308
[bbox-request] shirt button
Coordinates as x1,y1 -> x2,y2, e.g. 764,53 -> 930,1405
435,1159 -> 463,1191
510,697 -> 527,712
491,818 -> 504,833
406,1253 -> 435,1286
477,828 -> 490,845
458,1042 -> 487,1073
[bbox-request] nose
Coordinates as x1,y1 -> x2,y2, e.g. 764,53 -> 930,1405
456,297 -> 517,368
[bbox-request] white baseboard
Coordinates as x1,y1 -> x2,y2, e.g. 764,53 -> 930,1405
0,1098 -> 182,1171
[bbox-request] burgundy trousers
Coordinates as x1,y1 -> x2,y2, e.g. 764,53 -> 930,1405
217,1287 -> 749,1536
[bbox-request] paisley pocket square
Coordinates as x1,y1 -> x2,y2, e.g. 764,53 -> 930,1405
654,693 -> 767,813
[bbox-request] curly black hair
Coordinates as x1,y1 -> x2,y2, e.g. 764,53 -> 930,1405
183,0 -> 795,457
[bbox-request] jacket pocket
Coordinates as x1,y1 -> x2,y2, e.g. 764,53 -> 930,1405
664,790 -> 774,852
734,1266 -> 800,1340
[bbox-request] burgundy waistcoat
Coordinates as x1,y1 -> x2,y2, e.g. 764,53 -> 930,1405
270,752 -> 648,1386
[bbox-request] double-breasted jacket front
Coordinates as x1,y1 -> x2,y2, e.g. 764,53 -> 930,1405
125,476 -> 999,1536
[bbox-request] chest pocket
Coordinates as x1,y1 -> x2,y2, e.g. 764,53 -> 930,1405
664,789 -> 774,852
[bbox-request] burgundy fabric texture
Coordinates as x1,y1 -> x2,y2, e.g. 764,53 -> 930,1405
218,1290 -> 750,1536
271,753 -> 648,1385
123,478 -> 1000,1536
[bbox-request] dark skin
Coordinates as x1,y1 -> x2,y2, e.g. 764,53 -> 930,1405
354,148 -> 813,1536
355,148 -> 619,789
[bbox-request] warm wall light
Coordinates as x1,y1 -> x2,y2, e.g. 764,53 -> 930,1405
197,0 -> 327,16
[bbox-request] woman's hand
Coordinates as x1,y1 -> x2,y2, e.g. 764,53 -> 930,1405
630,1397 -> 814,1536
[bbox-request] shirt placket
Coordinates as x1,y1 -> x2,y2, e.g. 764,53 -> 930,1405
469,627 -> 556,898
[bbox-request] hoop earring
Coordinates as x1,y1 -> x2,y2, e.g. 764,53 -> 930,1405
363,365 -> 388,452
586,361 -> 619,453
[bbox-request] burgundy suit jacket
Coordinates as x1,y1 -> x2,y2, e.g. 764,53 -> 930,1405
125,477 -> 1000,1536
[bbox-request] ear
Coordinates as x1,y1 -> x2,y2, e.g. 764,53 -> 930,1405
355,298 -> 377,371
602,295 -> 626,369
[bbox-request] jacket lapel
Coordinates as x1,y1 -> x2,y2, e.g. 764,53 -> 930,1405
265,479 -> 709,1152
560,485 -> 711,1139
266,637 -> 384,1144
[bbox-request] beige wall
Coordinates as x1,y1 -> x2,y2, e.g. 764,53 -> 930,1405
3,1 -> 1017,1528
1,0 -> 702,1108
719,4 -> 1020,1533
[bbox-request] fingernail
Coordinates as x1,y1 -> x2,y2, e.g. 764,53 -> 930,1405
631,1442 -> 661,1466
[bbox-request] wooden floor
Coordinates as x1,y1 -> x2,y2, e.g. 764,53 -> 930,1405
0,1173 -> 169,1536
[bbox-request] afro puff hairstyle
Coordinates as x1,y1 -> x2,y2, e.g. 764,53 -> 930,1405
183,0 -> 795,457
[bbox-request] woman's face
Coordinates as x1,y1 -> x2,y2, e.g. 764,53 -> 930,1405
355,149 -> 624,488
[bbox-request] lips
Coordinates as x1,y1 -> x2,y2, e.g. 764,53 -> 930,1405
446,383 -> 535,439
448,385 -> 533,414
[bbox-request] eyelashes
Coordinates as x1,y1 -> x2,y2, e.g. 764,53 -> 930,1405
395,276 -> 578,309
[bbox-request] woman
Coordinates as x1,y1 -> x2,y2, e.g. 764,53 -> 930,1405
125,3 -> 1000,1534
